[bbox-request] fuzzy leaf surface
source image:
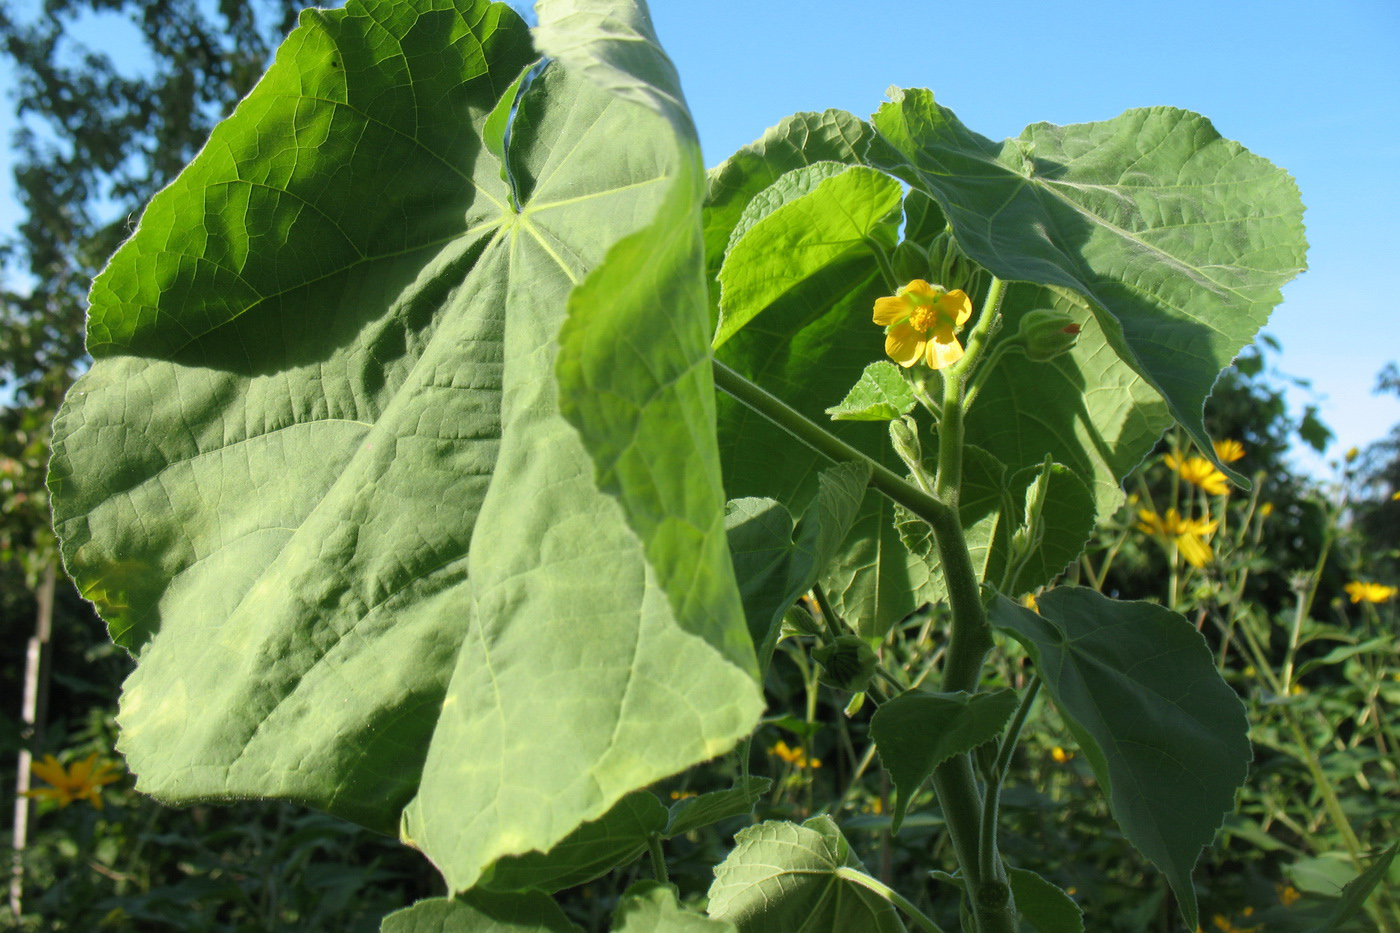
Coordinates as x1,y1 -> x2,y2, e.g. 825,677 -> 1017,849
707,817 -> 906,932
48,0 -> 760,893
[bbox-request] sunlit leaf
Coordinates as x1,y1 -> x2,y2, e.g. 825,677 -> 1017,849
49,0 -> 760,894
870,89 -> 1307,482
663,777 -> 771,838
707,817 -> 906,932
613,882 -> 737,932
380,891 -> 580,933
825,361 -> 917,422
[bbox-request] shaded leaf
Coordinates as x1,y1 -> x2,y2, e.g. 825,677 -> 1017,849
988,587 -> 1251,930
482,791 -> 666,895
664,777 -> 771,838
869,688 -> 1019,832
1008,868 -> 1083,933
870,89 -> 1307,481
380,891 -> 580,933
1319,843 -> 1398,933
723,461 -> 869,654
612,881 -> 737,933
826,361 -> 917,422
707,817 -> 906,932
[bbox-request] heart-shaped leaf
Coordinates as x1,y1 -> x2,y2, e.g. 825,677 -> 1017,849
707,817 -> 907,932
988,587 -> 1251,930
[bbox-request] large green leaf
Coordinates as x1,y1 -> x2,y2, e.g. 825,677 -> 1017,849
869,89 -> 1307,481
49,0 -> 760,893
988,588 -> 1251,930
707,817 -> 907,932
381,891 -> 580,933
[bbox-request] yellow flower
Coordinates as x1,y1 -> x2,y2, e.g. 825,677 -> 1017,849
1344,581 -> 1398,604
23,752 -> 121,809
1164,454 -> 1231,495
1021,593 -> 1039,613
1138,508 -> 1218,568
872,280 -> 973,370
669,789 -> 698,800
1212,439 -> 1246,463
1277,884 -> 1301,907
1258,502 -> 1274,519
1051,746 -> 1073,764
770,740 -> 821,769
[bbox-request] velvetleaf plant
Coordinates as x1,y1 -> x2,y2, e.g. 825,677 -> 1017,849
45,0 -> 1315,929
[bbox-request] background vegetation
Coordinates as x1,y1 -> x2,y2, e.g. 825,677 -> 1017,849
2,1 -> 1396,929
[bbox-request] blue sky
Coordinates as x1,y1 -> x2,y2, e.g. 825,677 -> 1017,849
3,0 -> 1398,475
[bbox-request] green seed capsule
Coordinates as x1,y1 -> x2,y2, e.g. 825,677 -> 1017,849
812,635 -> 879,692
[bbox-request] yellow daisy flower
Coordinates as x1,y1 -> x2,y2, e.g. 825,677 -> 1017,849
1138,508 -> 1218,568
1344,581 -> 1398,604
1212,439 -> 1246,463
23,752 -> 121,809
872,280 -> 973,370
1164,454 -> 1231,495
769,740 -> 821,769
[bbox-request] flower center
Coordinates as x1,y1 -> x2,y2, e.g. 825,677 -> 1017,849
908,306 -> 939,332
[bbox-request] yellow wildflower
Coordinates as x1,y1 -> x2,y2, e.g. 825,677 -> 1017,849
1164,453 -> 1231,495
872,280 -> 973,370
1021,593 -> 1039,613
1277,884 -> 1301,907
1137,508 -> 1218,568
669,789 -> 698,800
1212,439 -> 1246,463
1258,502 -> 1274,519
1344,581 -> 1398,604
23,752 -> 121,809
1051,746 -> 1073,764
770,740 -> 821,769
1391,490 -> 1399,501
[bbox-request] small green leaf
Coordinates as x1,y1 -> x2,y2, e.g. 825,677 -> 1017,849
988,463 -> 1096,596
727,162 -> 849,247
1319,843 -> 1399,932
380,891 -> 581,933
869,689 -> 1019,832
482,791 -> 666,894
1007,868 -> 1083,933
988,587 -> 1251,931
612,882 -> 737,933
664,777 -> 771,838
707,817 -> 907,933
1295,637 -> 1391,679
826,362 -> 917,422
715,165 -> 901,347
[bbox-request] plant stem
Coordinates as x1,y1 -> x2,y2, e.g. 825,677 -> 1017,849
834,866 -> 949,933
646,833 -> 668,884
712,361 -> 952,530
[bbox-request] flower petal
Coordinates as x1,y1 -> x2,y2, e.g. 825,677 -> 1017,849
873,295 -> 908,326
924,328 -> 965,370
942,289 -> 973,327
885,322 -> 925,368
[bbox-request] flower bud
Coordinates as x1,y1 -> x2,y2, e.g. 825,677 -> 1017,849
1017,308 -> 1081,362
889,415 -> 922,468
781,603 -> 823,638
812,635 -> 879,692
